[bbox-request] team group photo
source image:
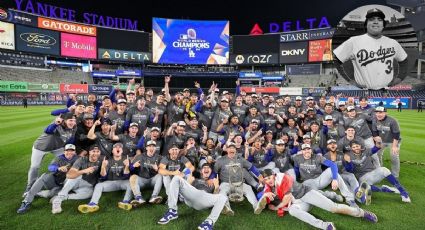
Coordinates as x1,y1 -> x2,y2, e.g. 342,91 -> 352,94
1,0 -> 425,229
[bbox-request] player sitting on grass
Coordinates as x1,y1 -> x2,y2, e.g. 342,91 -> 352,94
18,144 -> 78,214
77,143 -> 133,213
158,163 -> 233,230
128,140 -> 163,207
255,169 -> 378,230
51,144 -> 102,214
344,141 -> 411,204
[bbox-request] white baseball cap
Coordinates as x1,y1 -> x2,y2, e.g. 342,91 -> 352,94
301,144 -> 311,150
65,144 -> 76,151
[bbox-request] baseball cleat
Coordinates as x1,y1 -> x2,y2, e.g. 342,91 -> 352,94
198,219 -> 213,230
78,203 -> 99,213
326,222 -> 336,230
52,198 -> 62,214
254,195 -> 268,214
355,182 -> 370,204
149,196 -> 163,204
130,196 -> 146,207
362,210 -> 378,223
157,209 -> 178,224
221,203 -> 234,216
365,189 -> 372,205
17,202 -> 31,214
381,185 -> 400,194
118,201 -> 132,211
401,194 -> 411,203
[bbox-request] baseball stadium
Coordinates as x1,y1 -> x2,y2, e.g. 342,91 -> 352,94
1,0 -> 425,229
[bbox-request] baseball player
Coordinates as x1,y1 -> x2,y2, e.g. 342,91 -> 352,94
371,106 -> 402,177
256,169 -> 378,229
292,144 -> 358,207
17,144 -> 78,214
108,98 -> 127,135
87,118 -> 114,158
344,141 -> 411,204
271,139 -> 295,177
77,143 -> 133,213
51,144 -> 102,214
23,112 -> 77,196
157,163 -> 233,230
214,142 -> 264,214
158,144 -> 195,196
110,122 -> 141,158
129,140 -> 163,206
333,8 -> 409,89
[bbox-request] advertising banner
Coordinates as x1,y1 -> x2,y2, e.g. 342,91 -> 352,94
230,53 -> 279,65
280,27 -> 335,42
98,48 -> 151,63
412,98 -> 425,109
388,85 -> 412,90
2,9 -> 38,27
279,87 -> 303,95
240,87 -> 280,94
28,83 -> 59,92
38,17 -> 96,36
0,50 -> 45,67
302,87 -> 327,96
279,41 -> 308,64
59,83 -> 88,94
0,81 -> 28,92
15,25 -> 60,55
308,39 -> 333,62
97,27 -> 150,52
153,18 -> 229,65
239,72 -> 263,78
88,84 -> 113,94
0,21 -> 15,50
92,71 -> 116,78
115,69 -> 141,76
61,33 -> 97,59
286,64 -> 321,75
338,97 -> 410,109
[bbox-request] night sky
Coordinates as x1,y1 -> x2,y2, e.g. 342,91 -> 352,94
2,0 -> 390,34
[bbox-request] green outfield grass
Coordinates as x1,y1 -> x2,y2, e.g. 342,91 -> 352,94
0,106 -> 424,229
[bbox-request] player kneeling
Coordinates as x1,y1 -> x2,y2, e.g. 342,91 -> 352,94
157,163 -> 233,230
256,169 -> 378,229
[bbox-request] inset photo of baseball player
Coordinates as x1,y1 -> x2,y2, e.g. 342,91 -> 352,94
333,4 -> 420,90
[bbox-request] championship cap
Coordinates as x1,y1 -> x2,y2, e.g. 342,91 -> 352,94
126,90 -> 135,95
220,97 -> 229,103
183,88 -> 190,92
375,106 -> 387,112
129,122 -> 139,127
62,112 -> 76,120
113,142 -> 123,148
83,113 -> 94,120
327,139 -> 337,145
227,142 -> 236,148
306,107 -> 314,112
276,139 -> 285,145
146,140 -> 156,146
151,127 -> 161,132
263,94 -> 269,98
338,101 -> 346,106
251,119 -> 260,124
117,99 -> 127,104
222,90 -> 229,95
346,106 -> 356,112
301,144 -> 311,150
251,94 -> 258,98
265,130 -> 273,134
295,96 -> 302,101
324,115 -> 333,120
65,144 -> 76,151
306,96 -> 314,101
177,121 -> 186,126
303,134 -> 311,139
268,104 -> 275,108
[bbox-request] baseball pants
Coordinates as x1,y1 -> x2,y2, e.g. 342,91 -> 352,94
90,180 -> 132,204
27,146 -> 64,187
376,143 -> 401,178
129,174 -> 163,198
24,173 -> 60,203
168,176 -> 227,224
340,172 -> 359,193
359,167 -> 391,185
302,168 -> 355,201
288,190 -> 364,229
364,137 -> 381,168
56,176 -> 94,201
